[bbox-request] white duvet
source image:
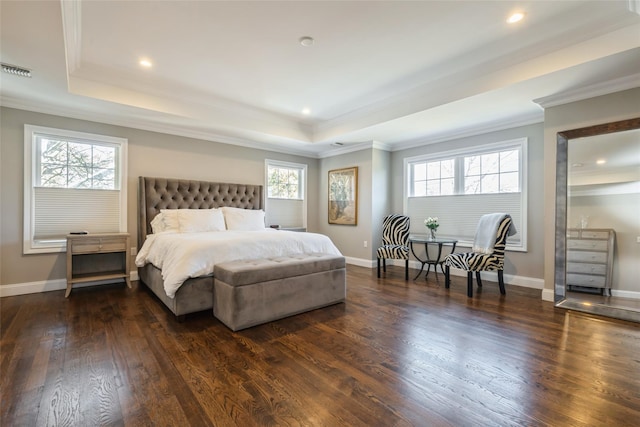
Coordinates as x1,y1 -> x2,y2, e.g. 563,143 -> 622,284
135,229 -> 342,298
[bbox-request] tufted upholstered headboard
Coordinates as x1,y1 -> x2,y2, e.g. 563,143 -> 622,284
138,177 -> 264,248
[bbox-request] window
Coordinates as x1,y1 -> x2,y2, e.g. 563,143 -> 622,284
24,125 -> 128,254
405,138 -> 527,251
265,160 -> 307,229
267,164 -> 303,199
463,149 -> 519,194
412,159 -> 455,197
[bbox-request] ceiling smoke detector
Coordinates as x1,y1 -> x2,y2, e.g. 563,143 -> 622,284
299,36 -> 314,47
2,63 -> 31,78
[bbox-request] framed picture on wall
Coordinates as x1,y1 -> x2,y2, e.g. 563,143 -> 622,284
328,166 -> 358,225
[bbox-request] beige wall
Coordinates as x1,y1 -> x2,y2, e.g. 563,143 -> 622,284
542,88 -> 640,300
371,148 -> 391,258
4,89 -> 636,293
0,107 -> 319,286
389,123 -> 546,282
317,149 -> 374,264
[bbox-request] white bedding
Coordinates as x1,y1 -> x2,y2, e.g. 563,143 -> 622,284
135,229 -> 342,298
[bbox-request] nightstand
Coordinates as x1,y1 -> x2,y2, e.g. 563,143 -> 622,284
66,232 -> 131,297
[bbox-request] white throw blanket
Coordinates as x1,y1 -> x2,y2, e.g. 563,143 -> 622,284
135,229 -> 342,298
472,213 -> 517,255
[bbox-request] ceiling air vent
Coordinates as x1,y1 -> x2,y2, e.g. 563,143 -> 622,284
1,63 -> 31,78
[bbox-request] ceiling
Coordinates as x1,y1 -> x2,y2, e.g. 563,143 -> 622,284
1,1 -> 639,157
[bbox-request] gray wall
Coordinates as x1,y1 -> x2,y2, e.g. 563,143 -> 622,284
0,107 -> 319,286
389,123 -> 546,281
542,88 -> 640,299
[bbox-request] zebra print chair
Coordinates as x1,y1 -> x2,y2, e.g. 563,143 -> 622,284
376,215 -> 410,280
444,213 -> 515,297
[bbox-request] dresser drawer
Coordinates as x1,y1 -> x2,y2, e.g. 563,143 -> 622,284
580,230 -> 611,240
567,230 -> 580,238
567,250 -> 607,264
71,237 -> 127,254
567,262 -> 607,275
567,273 -> 606,288
567,239 -> 608,251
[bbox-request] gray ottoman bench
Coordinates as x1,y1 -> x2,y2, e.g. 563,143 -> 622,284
213,253 -> 346,331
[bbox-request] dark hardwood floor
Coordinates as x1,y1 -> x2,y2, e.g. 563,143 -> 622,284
2,265 -> 639,426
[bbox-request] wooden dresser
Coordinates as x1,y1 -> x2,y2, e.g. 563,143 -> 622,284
566,228 -> 615,296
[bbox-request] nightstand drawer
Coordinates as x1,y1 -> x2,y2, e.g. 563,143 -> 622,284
71,238 -> 127,254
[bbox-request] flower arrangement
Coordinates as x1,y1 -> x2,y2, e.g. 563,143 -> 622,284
424,217 -> 439,240
424,217 -> 439,231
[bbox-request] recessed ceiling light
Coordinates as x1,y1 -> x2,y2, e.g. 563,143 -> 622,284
299,36 -> 314,47
507,12 -> 525,24
302,108 -> 311,115
596,159 -> 606,165
571,162 -> 584,168
139,59 -> 153,68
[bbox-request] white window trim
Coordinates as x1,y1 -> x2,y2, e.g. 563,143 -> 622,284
264,159 -> 307,228
23,125 -> 128,254
403,137 -> 528,252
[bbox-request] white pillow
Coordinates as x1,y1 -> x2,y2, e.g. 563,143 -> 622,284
222,207 -> 266,231
150,210 -> 180,233
177,208 -> 226,233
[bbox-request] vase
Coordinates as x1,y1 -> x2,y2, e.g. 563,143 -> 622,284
429,228 -> 436,240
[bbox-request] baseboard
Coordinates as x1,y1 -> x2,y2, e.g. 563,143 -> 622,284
344,256 -> 376,268
541,288 -> 555,302
0,270 -> 139,298
610,289 -> 640,299
379,259 -> 545,290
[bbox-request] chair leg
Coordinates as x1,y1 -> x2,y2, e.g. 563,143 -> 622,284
377,258 -> 381,278
475,272 -> 483,287
405,259 -> 409,281
467,271 -> 473,297
383,258 -> 387,273
445,265 -> 450,288
498,270 -> 506,294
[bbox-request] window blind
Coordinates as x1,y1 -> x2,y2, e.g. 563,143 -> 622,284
265,198 -> 304,228
33,187 -> 121,240
407,193 -> 524,250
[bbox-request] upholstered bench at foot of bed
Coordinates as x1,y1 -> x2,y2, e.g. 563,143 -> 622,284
213,253 -> 346,331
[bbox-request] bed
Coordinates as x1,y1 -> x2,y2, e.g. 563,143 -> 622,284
136,176 -> 342,319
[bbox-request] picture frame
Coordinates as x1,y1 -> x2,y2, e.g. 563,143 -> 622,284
328,166 -> 358,225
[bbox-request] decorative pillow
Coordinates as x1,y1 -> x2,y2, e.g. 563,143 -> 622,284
177,208 -> 226,233
151,210 -> 180,233
221,207 -> 266,231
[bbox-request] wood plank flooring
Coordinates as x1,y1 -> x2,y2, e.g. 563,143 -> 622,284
2,265 -> 639,426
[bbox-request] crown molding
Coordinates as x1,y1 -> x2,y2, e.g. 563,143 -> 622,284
390,112 -> 543,152
308,139 -> 393,159
533,73 -> 640,108
0,96 -> 324,159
